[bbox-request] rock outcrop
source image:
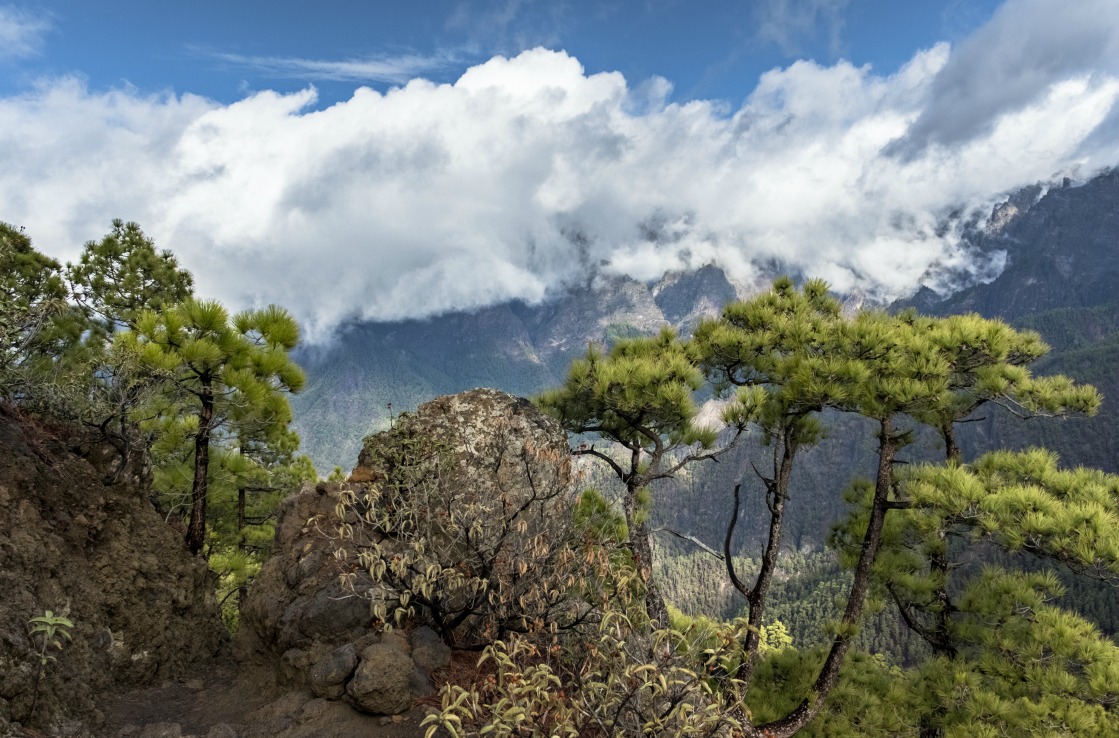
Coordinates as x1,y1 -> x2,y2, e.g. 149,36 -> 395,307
0,407 -> 228,735
234,388 -> 569,719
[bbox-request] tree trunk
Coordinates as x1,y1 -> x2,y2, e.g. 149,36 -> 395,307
237,485 -> 246,543
926,422 -> 959,656
940,422 -> 960,465
754,416 -> 898,738
185,375 -> 213,555
734,425 -> 797,688
236,483 -> 248,610
624,478 -> 670,630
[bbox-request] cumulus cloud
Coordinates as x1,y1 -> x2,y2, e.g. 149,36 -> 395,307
1,1 -> 1118,342
0,5 -> 50,60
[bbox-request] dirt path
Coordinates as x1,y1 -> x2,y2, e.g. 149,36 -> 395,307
101,666 -> 431,738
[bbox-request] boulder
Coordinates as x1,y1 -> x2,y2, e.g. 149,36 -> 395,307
308,644 -> 358,700
232,482 -> 371,683
350,388 -> 573,647
234,389 -> 572,721
345,644 -> 413,715
409,627 -> 450,673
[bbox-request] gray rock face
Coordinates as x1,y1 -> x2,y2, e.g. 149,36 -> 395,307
346,644 -> 413,715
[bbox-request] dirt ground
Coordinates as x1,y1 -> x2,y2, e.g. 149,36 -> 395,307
99,665 -> 433,738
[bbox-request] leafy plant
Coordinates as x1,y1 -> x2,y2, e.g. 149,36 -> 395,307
25,609 -> 74,722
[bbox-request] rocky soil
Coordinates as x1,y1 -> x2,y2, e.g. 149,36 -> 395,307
0,406 -> 227,736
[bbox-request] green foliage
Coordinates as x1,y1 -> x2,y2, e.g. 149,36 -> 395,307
538,327 -> 747,627
749,648 -> 917,737
27,609 -> 74,666
538,276 -> 1115,736
25,609 -> 74,723
903,449 -> 1119,576
2,220 -> 310,630
425,596 -> 756,737
121,297 -> 306,554
66,219 -> 193,335
906,566 -> 1119,737
0,223 -> 67,397
538,327 -> 718,454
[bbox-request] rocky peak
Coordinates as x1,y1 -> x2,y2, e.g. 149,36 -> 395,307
918,168 -> 1119,318
651,264 -> 739,329
236,389 -> 570,724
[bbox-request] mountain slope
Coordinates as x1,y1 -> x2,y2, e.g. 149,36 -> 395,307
292,267 -> 741,472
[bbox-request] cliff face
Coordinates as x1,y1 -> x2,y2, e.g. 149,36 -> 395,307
923,170 -> 1119,318
0,407 -> 228,734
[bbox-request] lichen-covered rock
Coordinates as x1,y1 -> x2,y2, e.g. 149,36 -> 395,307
0,408 -> 227,730
349,388 -> 573,647
351,389 -> 570,504
346,644 -> 412,715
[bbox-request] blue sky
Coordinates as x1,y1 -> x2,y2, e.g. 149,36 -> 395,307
1,0 -> 1117,339
3,1 -> 1003,106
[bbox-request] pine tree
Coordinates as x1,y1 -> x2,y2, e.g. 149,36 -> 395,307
66,219 -> 193,335
692,276 -> 846,685
38,221 -> 199,480
121,299 -> 305,554
540,277 -> 1111,738
537,327 -> 750,628
0,222 -> 67,396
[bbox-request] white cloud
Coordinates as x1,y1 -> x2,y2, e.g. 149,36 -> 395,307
1,1 -> 1118,343
892,0 -> 1119,155
0,5 -> 50,60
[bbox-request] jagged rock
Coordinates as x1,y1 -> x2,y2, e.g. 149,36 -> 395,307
309,644 -> 358,700
346,644 -> 412,716
232,484 -> 371,687
0,408 -> 227,730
